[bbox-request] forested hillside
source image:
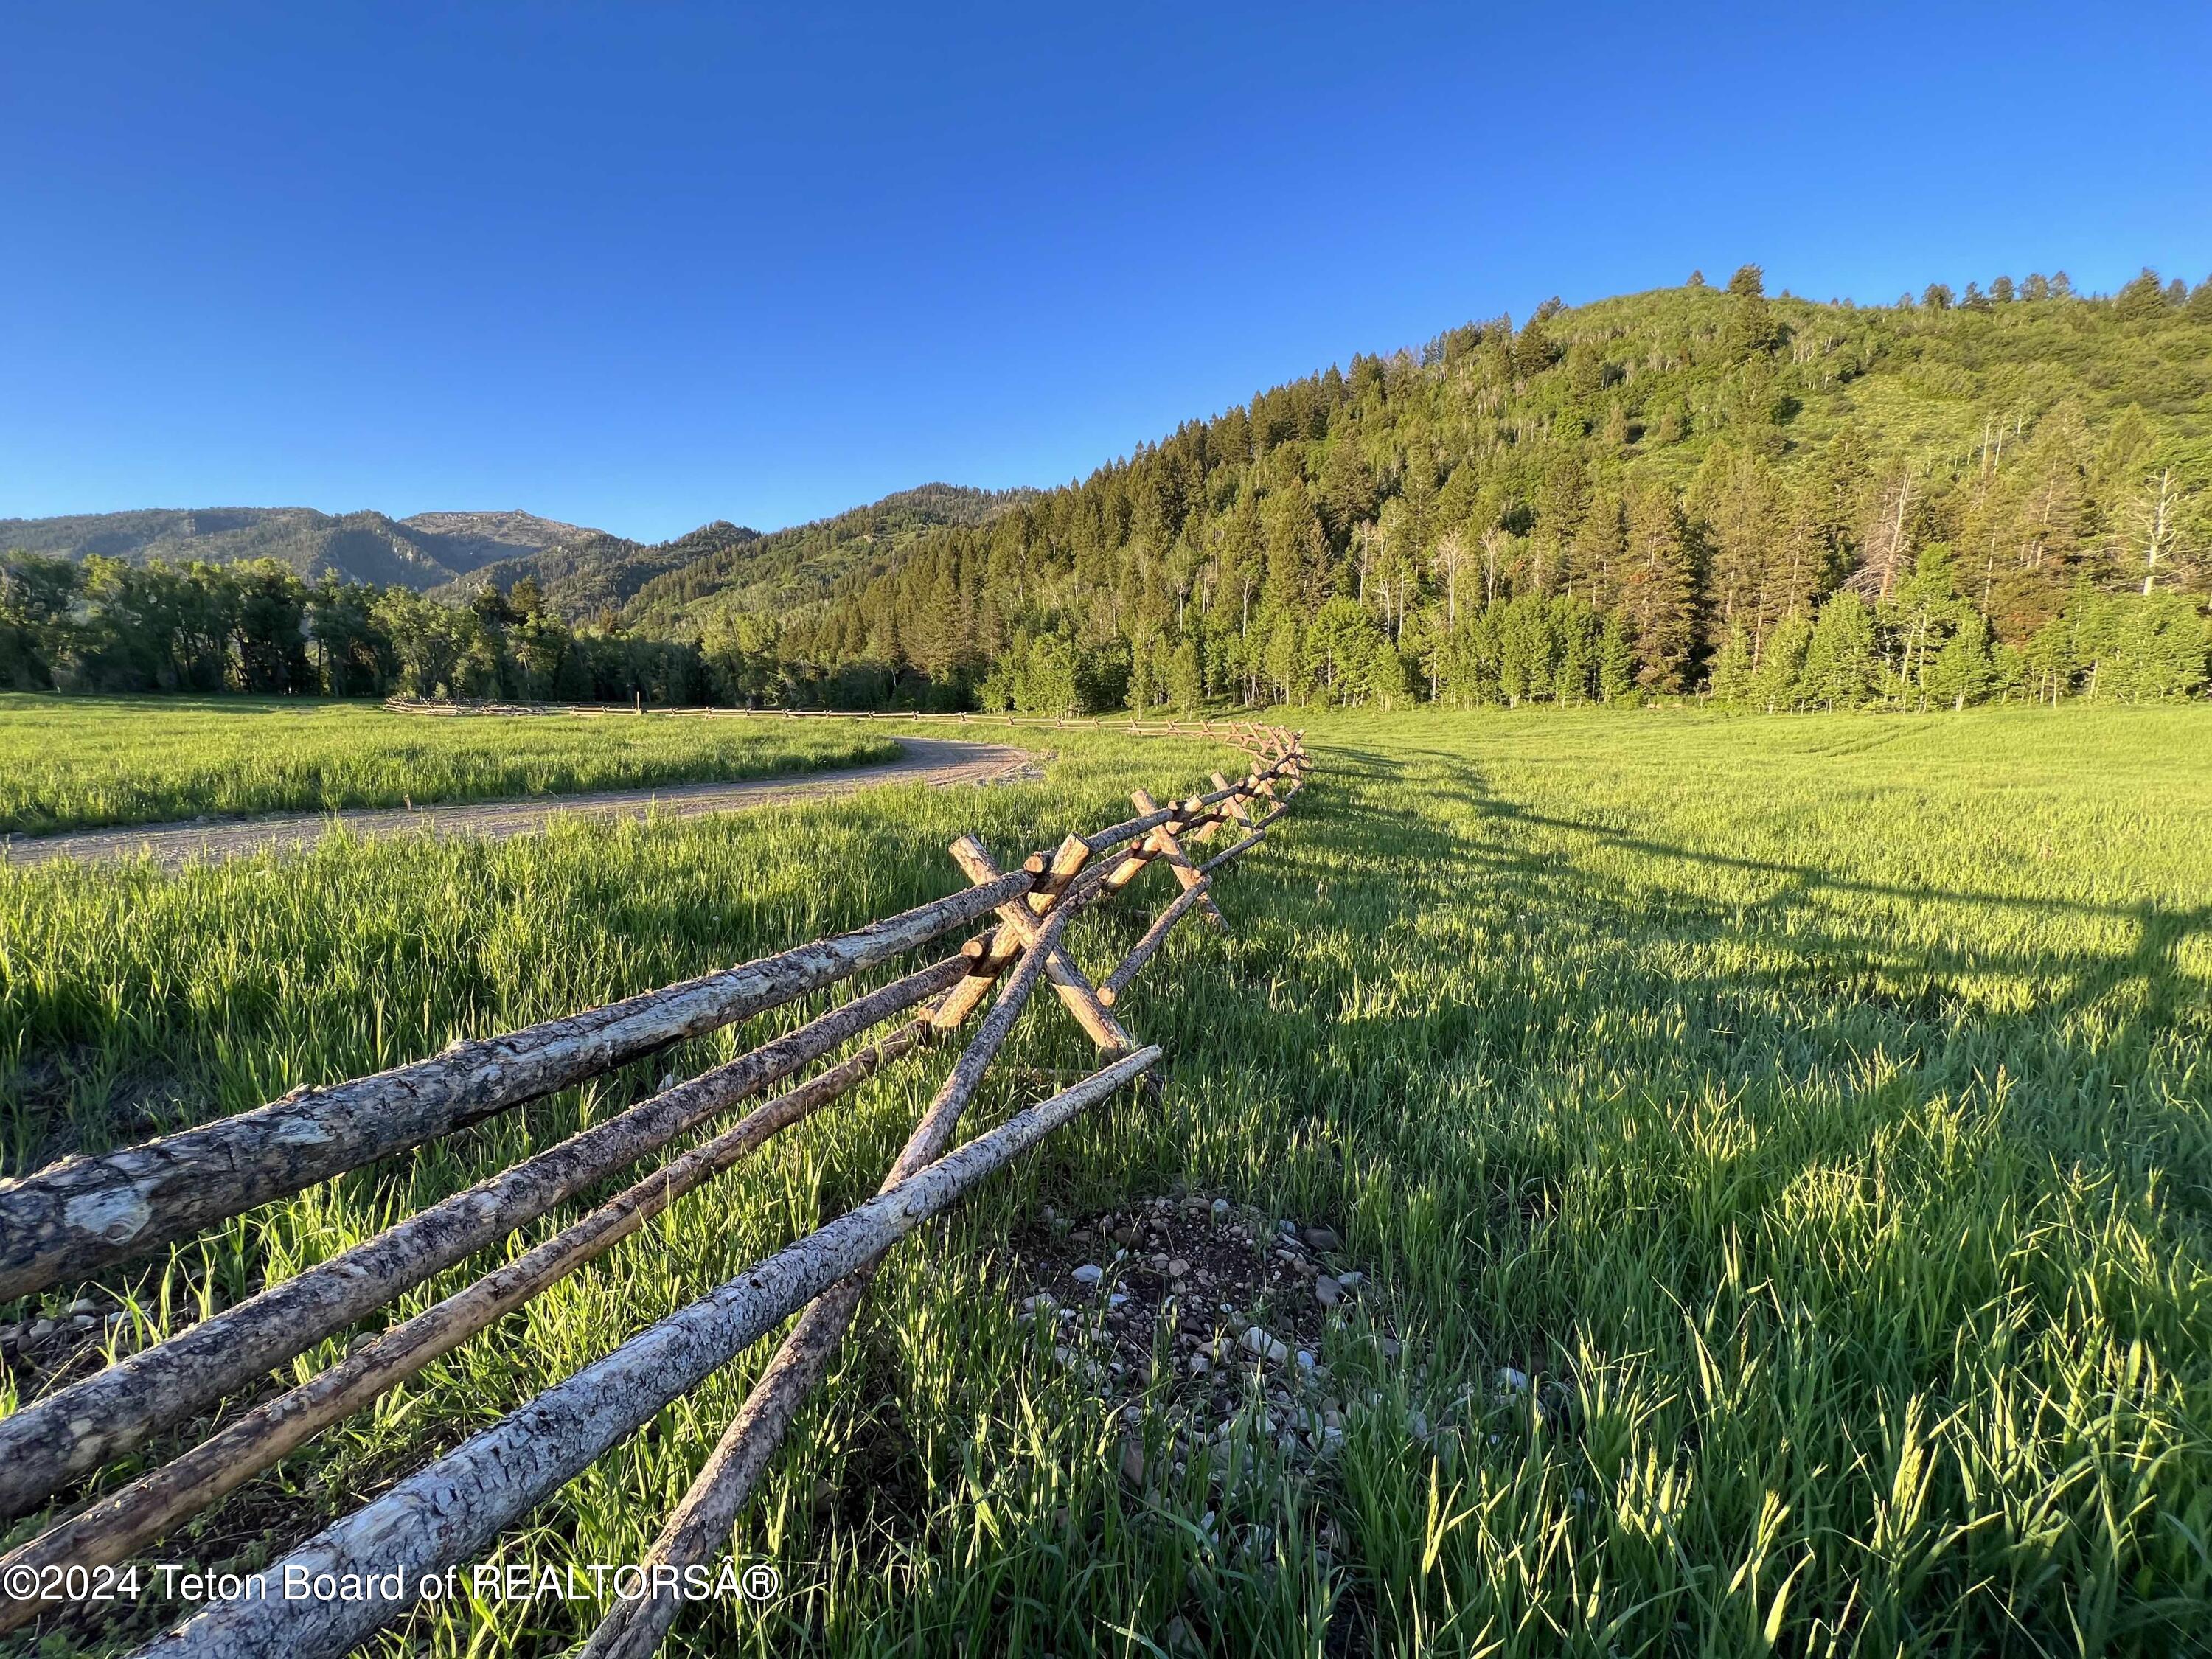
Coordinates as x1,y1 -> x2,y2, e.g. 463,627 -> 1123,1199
422,484 -> 1027,630
764,267 -> 2212,712
428,521 -> 763,623
619,484 -> 1034,631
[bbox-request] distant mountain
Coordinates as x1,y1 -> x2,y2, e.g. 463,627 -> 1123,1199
0,506 -> 602,590
435,484 -> 1034,630
619,484 -> 1037,636
434,521 -> 763,622
392,510 -> 600,575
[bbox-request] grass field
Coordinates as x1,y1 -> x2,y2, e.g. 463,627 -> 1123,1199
0,696 -> 899,836
1,705 -> 2208,1656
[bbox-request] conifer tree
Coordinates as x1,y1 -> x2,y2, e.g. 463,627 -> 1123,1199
2113,268 -> 2168,321
1620,484 -> 1698,691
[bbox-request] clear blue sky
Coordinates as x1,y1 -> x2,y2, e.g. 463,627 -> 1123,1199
4,2 -> 2207,543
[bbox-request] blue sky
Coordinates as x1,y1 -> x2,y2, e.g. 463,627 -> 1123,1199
4,2 -> 2207,543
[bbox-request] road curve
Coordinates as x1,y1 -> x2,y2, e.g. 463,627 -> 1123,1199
4,738 -> 1037,870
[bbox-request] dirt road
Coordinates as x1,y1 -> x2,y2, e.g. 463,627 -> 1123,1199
4,738 -> 1037,869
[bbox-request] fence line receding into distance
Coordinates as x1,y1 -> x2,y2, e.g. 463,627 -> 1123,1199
0,720 -> 1310,1659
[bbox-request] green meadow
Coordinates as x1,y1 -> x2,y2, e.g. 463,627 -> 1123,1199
1,703 -> 2208,1656
0,695 -> 897,836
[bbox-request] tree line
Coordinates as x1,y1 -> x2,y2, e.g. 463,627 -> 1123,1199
0,557 -> 751,706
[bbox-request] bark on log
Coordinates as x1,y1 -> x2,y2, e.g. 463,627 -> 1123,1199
1199,825 -> 1269,874
0,1023 -> 928,1632
576,993 -> 1155,1659
947,838 -> 1132,1055
0,872 -> 1031,1303
1130,790 -> 1226,931
0,956 -> 967,1524
132,1011 -> 1148,1659
1213,773 -> 1253,827
1096,878 -> 1214,1007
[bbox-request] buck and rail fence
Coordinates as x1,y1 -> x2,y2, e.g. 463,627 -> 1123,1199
0,723 -> 1309,1659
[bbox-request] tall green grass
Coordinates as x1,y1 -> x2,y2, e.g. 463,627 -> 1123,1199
0,696 -> 898,835
1,706 -> 2207,1656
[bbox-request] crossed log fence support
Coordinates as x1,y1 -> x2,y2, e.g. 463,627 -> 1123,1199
0,726 -> 1309,1659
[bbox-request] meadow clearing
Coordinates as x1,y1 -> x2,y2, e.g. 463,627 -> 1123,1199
0,703 -> 2208,1656
0,696 -> 897,836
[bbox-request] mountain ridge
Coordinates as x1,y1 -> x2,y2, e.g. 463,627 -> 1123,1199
0,507 -> 604,591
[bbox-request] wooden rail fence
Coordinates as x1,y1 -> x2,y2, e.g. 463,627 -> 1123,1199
0,724 -> 1310,1659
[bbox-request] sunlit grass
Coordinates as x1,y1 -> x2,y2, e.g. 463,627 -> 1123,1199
0,695 -> 898,835
1,705 -> 2208,1656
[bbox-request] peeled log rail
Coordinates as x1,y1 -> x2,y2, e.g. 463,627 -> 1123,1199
134,1047 -> 1158,1659
582,827 -> 1163,1658
1096,878 -> 1216,1007
1200,824 -> 1269,874
0,955 -> 970,1523
0,871 -> 1032,1304
0,1022 -> 930,1633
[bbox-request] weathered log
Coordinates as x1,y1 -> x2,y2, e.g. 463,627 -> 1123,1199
576,993 -> 1157,1659
0,955 -> 967,1524
0,872 -> 1032,1303
1200,825 -> 1269,873
1212,771 -> 1253,827
0,1023 -> 928,1634
947,838 -> 1131,1055
1078,803 -> 1178,856
1130,789 -> 1226,931
133,981 -> 1146,1659
1096,877 -> 1214,1007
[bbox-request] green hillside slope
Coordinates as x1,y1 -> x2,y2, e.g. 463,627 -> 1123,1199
759,267 -> 2212,712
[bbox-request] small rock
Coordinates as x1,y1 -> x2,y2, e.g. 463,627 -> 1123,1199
1239,1326 -> 1290,1365
1295,1349 -> 1317,1373
1377,1335 -> 1402,1360
1314,1275 -> 1341,1308
73,1314 -> 97,1330
1335,1270 -> 1363,1290
1496,1366 -> 1531,1394
1277,1219 -> 1298,1238
1071,1263 -> 1104,1287
1303,1225 -> 1341,1252
1210,1198 -> 1230,1222
68,1297 -> 99,1318
812,1478 -> 835,1515
1189,1354 -> 1210,1375
27,1319 -> 55,1343
1168,1257 -> 1191,1279
1121,1440 -> 1147,1486
1107,1292 -> 1129,1309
